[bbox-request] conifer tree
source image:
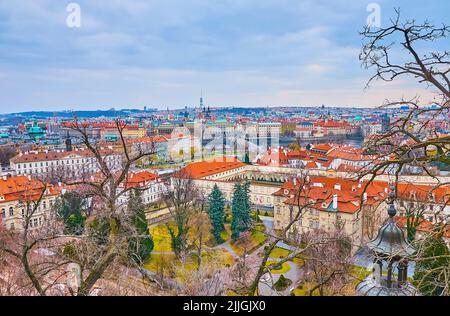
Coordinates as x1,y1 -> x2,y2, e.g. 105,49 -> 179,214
128,190 -> 154,264
231,183 -> 243,241
231,182 -> 252,241
241,181 -> 252,230
207,184 -> 225,243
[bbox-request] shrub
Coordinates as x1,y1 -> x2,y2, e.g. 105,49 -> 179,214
273,274 -> 292,291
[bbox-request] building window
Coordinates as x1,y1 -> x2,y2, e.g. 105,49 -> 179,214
9,207 -> 14,217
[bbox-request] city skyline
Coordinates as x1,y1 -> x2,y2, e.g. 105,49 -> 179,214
1,0 -> 449,114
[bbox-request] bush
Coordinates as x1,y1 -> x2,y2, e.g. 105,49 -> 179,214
273,274 -> 292,291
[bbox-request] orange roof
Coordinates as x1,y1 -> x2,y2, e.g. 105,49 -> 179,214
311,143 -> 333,152
305,161 -> 318,169
125,171 -> 160,188
0,176 -> 59,203
274,175 -> 389,214
395,216 -> 450,238
178,159 -> 246,179
396,183 -> 450,203
328,147 -> 376,161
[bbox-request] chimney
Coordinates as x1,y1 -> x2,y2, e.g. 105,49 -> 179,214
384,187 -> 388,194
58,182 -> 62,187
334,183 -> 341,191
2,176 -> 7,181
363,192 -> 368,202
293,178 -> 297,186
332,194 -> 338,209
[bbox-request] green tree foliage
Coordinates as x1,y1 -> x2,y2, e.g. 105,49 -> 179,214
207,184 -> 225,243
413,233 -> 450,296
288,143 -> 300,151
231,182 -> 252,241
88,216 -> 111,246
127,190 -> 154,264
273,274 -> 292,291
56,192 -> 86,235
241,181 -> 252,227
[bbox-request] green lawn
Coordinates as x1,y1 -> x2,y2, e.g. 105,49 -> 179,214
150,221 -> 217,252
266,260 -> 291,274
230,226 -> 268,257
220,226 -> 231,243
292,257 -> 304,268
291,266 -> 372,296
291,282 -> 321,296
269,247 -> 290,259
149,223 -> 174,252
144,249 -> 235,282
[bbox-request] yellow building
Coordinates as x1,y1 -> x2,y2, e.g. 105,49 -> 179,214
0,176 -> 60,231
272,176 -> 389,247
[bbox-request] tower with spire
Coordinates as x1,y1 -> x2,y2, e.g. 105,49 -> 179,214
356,186 -> 418,296
65,131 -> 72,152
200,89 -> 204,112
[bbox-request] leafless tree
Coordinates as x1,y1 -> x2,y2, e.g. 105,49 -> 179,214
359,9 -> 450,296
360,9 -> 449,182
164,169 -> 198,261
0,119 -> 162,296
301,229 -> 353,296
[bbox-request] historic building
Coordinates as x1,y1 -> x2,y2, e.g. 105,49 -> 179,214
0,175 -> 60,231
116,170 -> 167,207
272,176 -> 390,247
10,148 -> 122,179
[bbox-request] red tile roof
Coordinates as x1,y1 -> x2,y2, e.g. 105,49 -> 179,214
0,176 -> 59,203
178,159 -> 246,179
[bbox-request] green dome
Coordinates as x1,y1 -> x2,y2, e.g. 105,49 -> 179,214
28,126 -> 44,134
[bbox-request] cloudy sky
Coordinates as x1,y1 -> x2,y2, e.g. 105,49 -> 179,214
0,0 -> 448,113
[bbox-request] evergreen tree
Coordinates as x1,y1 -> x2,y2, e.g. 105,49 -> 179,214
207,184 -> 225,243
231,182 -> 252,241
127,190 -> 154,264
231,183 -> 243,241
241,181 -> 252,230
244,152 -> 251,164
56,192 -> 86,235
413,233 -> 450,296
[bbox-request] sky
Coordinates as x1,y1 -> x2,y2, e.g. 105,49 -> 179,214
0,0 -> 449,113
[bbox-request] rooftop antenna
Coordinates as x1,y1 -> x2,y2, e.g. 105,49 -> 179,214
200,89 -> 204,109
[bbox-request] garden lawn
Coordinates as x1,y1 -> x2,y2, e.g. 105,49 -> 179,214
149,223 -> 174,252
269,247 -> 290,259
230,226 -> 268,257
291,282 -> 321,296
144,249 -> 235,282
266,260 -> 291,274
150,221 -> 217,252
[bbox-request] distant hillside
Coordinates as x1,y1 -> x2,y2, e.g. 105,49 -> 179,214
3,108 -> 157,119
